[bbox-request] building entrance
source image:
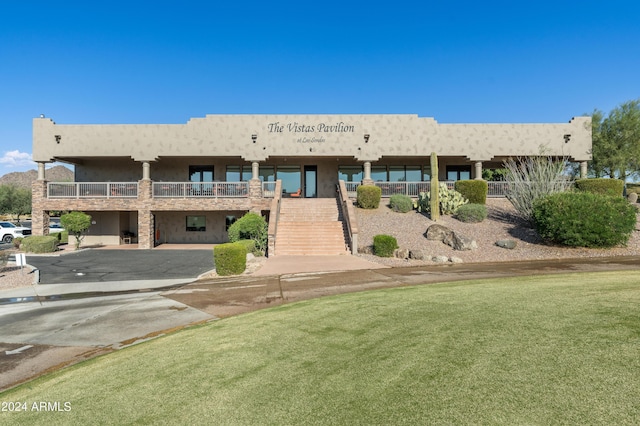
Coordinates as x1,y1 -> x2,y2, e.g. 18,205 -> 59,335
304,165 -> 317,198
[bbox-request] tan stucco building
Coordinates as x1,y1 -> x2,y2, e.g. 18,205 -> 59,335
31,114 -> 592,250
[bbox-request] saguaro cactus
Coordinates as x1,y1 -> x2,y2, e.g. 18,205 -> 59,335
430,152 -> 440,221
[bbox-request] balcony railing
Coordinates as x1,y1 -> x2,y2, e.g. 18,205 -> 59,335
153,182 -> 249,198
345,181 -> 511,198
262,181 -> 277,198
47,182 -> 139,198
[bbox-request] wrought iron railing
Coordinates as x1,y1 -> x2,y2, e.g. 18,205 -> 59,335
153,182 -> 249,198
47,182 -> 138,198
345,181 -> 512,198
262,181 -> 277,198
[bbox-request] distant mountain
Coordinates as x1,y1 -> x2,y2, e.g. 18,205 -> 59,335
0,165 -> 74,189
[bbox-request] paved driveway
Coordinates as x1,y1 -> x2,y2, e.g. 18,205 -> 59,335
27,249 -> 214,284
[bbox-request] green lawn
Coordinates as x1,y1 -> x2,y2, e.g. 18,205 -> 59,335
3,271 -> 640,425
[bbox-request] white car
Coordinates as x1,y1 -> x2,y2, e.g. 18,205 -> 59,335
0,221 -> 32,243
48,223 -> 66,234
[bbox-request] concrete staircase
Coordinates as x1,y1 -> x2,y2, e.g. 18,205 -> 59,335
275,198 -> 350,256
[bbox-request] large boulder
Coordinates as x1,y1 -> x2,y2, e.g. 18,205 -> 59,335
444,231 -> 478,251
425,224 -> 453,241
409,249 -> 428,260
394,248 -> 410,259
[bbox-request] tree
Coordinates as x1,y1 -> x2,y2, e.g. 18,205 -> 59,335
590,99 -> 640,180
60,211 -> 92,250
227,212 -> 268,254
0,185 -> 31,221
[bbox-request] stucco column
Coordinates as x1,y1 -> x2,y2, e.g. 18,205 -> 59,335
142,161 -> 151,180
37,162 -> 46,180
474,161 -> 483,180
251,161 -> 259,180
362,161 -> 373,185
580,161 -> 588,178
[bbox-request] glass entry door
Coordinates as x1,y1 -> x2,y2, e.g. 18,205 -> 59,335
304,166 -> 317,198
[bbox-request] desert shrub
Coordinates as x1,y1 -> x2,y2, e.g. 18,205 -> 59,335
417,183 -> 468,215
213,242 -> 246,276
455,203 -> 488,223
21,236 -> 58,253
13,237 -> 23,249
503,155 -> 573,223
455,180 -> 488,204
357,185 -> 382,209
575,178 -> 624,197
227,212 -> 267,254
49,231 -> 69,245
236,239 -> 259,256
532,192 -> 637,248
373,234 -> 398,257
0,249 -> 11,268
389,194 -> 413,213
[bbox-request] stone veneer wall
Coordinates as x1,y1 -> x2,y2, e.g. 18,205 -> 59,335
32,179 -> 273,249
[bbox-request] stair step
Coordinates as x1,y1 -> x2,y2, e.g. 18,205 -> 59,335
274,198 -> 349,256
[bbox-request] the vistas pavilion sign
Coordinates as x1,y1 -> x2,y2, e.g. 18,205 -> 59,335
267,121 -> 356,144
267,121 -> 356,134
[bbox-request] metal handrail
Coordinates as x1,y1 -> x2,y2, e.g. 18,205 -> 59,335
152,182 -> 249,198
47,182 -> 139,198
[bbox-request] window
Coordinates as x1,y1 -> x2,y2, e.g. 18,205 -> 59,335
226,166 -> 252,182
338,166 -> 363,182
259,166 -> 275,182
422,166 -> 432,181
371,166 -> 387,182
389,166 -> 405,182
186,215 -> 206,232
369,165 -> 427,182
406,166 -> 422,182
189,166 -> 214,182
446,166 -> 472,181
225,215 -> 237,231
277,166 -> 301,194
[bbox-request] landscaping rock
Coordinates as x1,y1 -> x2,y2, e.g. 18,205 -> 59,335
409,249 -> 428,260
449,256 -> 464,263
358,245 -> 374,255
425,224 -> 453,241
394,248 -> 410,259
432,255 -> 449,263
495,239 -> 517,249
444,231 -> 478,251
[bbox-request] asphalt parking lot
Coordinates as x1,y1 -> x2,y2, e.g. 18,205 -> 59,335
26,249 -> 215,284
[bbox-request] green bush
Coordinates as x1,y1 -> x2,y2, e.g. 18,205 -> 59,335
21,236 -> 58,253
455,180 -> 488,204
236,239 -> 259,256
532,192 -> 637,248
417,183 -> 468,215
575,178 -> 624,197
389,194 -> 413,213
227,213 -> 267,254
357,185 -> 382,209
455,203 -> 488,223
373,234 -> 398,257
213,242 -> 247,276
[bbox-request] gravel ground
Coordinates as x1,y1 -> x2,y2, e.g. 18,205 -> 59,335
354,198 -> 640,267
2,198 -> 639,290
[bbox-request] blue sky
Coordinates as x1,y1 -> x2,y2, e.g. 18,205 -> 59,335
1,0 -> 639,173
